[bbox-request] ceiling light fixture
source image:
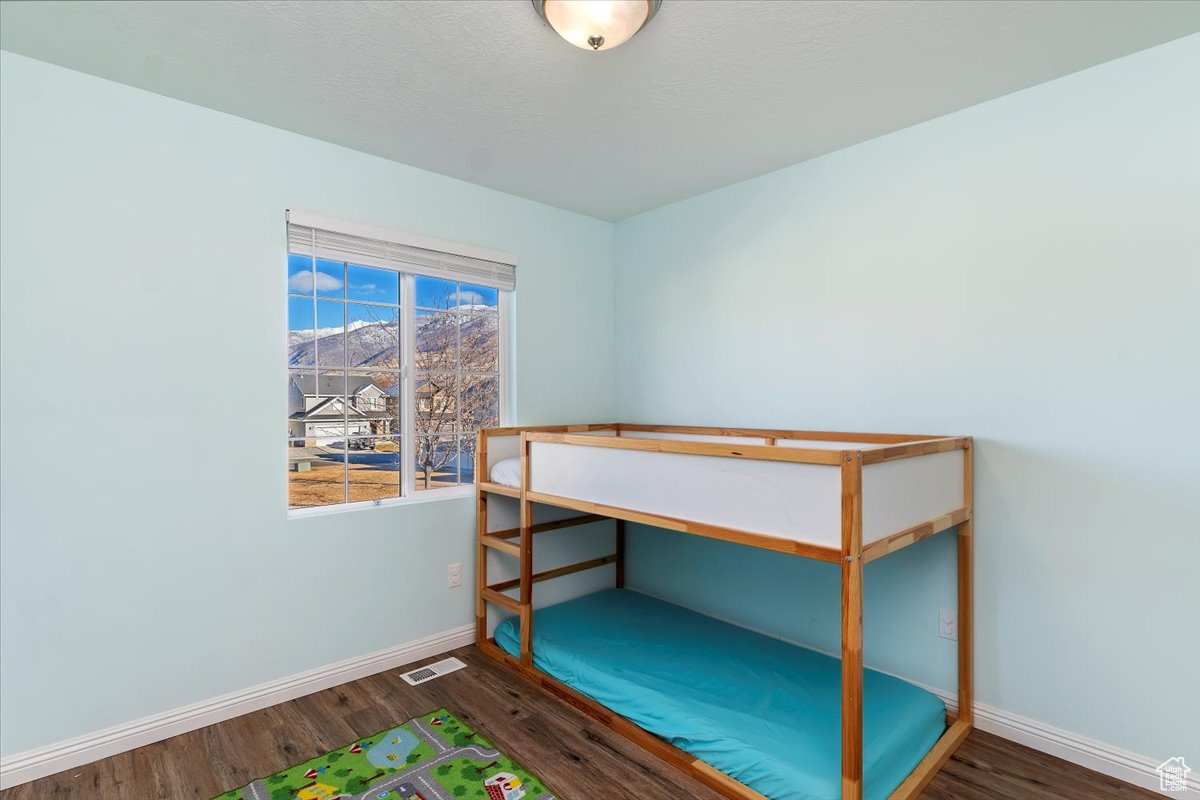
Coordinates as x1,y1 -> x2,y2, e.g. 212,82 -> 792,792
532,0 -> 662,52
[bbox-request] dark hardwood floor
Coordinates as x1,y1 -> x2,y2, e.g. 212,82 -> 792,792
1,646 -> 1156,800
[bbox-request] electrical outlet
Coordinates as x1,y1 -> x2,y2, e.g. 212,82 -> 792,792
939,608 -> 957,641
448,563 -> 462,588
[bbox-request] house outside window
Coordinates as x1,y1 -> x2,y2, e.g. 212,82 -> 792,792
286,213 -> 514,512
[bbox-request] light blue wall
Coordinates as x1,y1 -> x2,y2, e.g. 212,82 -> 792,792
0,51 -> 614,756
616,35 -> 1200,767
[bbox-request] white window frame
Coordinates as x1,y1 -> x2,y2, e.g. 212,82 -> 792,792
286,212 -> 513,518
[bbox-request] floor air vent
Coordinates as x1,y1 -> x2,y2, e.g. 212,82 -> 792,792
400,656 -> 467,686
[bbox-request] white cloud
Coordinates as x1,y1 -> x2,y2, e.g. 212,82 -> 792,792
289,270 -> 343,292
458,290 -> 487,305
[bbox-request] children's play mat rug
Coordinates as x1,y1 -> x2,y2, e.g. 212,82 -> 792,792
212,708 -> 557,800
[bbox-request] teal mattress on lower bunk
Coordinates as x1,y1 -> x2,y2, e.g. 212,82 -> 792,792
495,589 -> 944,800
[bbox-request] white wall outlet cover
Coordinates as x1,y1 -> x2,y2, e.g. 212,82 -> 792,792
939,608 -> 957,640
448,563 -> 462,588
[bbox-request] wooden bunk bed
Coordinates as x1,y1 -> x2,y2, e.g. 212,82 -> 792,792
474,423 -> 973,800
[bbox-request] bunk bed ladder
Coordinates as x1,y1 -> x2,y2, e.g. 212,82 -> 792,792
472,431 -> 530,662
476,429 -> 627,670
475,431 -> 536,667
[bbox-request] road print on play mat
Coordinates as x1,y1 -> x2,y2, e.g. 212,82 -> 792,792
211,707 -> 557,800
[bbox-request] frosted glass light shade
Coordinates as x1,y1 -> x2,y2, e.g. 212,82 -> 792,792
536,0 -> 659,52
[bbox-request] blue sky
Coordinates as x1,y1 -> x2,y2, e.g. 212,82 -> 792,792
287,297 -> 400,331
411,275 -> 497,309
287,255 -> 497,332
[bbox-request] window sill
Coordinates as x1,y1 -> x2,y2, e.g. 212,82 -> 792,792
287,486 -> 474,520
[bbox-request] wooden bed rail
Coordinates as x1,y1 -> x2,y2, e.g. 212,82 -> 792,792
521,430 -> 971,467
861,437 -> 972,464
614,423 -> 941,444
479,422 -> 619,436
861,507 -> 971,563
474,424 -> 974,800
525,430 -> 846,466
485,425 -> 968,465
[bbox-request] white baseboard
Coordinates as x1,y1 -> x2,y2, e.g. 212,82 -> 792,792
0,624 -> 475,790
929,688 -> 1199,797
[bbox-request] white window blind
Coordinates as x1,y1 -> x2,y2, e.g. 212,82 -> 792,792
286,216 -> 516,292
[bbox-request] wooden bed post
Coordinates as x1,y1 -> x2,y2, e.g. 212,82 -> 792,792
519,431 -> 534,667
615,519 -> 626,589
958,440 -> 974,725
841,451 -> 864,800
475,430 -> 488,646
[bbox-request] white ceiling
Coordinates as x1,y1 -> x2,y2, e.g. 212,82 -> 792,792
2,0 -> 1197,220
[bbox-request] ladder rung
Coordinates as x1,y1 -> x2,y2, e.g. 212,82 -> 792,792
479,534 -> 521,557
480,586 -> 524,615
479,481 -> 521,498
488,553 -> 618,593
491,514 -> 607,539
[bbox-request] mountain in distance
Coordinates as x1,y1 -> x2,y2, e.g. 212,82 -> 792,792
287,318 -> 377,349
288,308 -> 496,369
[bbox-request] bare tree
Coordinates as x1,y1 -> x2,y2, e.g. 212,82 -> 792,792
413,294 -> 499,488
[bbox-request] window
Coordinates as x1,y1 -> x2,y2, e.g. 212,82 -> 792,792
286,214 -> 514,512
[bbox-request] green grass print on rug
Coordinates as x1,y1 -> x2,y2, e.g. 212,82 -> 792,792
212,707 -> 557,800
